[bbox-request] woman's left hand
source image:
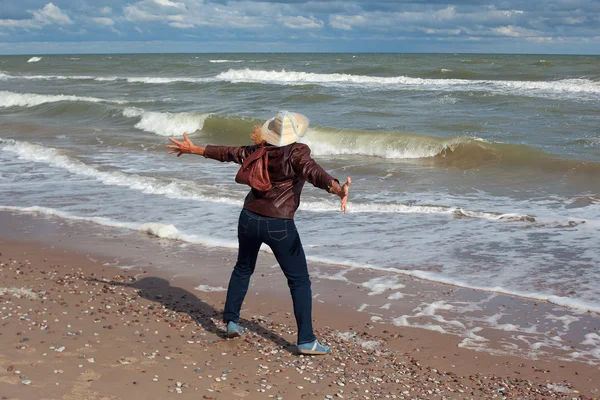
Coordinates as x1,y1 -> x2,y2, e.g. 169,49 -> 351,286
166,133 -> 204,157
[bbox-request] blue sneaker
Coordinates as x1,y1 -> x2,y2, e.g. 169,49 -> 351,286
297,340 -> 331,355
226,321 -> 243,338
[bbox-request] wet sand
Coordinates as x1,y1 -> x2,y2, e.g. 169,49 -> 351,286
0,210 -> 599,399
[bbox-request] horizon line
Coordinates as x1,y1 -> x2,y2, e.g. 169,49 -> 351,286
1,51 -> 599,56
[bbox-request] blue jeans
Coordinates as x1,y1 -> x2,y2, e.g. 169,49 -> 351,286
223,209 -> 316,345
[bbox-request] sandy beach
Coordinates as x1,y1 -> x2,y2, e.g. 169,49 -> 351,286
1,211 -> 599,400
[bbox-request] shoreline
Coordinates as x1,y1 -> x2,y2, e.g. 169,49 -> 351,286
2,204 -> 598,316
0,210 -> 599,398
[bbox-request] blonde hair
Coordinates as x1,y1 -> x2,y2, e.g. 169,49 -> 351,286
251,125 -> 267,146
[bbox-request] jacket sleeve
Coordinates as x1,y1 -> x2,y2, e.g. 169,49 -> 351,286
203,145 -> 254,164
290,144 -> 338,192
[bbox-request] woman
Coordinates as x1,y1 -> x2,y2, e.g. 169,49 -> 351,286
167,111 -> 350,355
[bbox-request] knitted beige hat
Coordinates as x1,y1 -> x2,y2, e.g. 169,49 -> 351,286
261,111 -> 309,147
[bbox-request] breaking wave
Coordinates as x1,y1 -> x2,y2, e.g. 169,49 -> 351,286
123,108 -> 210,136
0,71 -> 213,84
0,139 -> 238,206
216,69 -> 600,100
301,128 -> 600,173
0,90 -> 127,108
0,138 -> 556,223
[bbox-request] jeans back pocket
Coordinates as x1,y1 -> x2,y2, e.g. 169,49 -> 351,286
267,219 -> 288,241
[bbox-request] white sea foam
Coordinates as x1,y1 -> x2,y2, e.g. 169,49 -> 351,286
27,57 -> 42,63
0,287 -> 39,299
195,285 -> 227,292
210,59 -> 244,63
362,276 -> 405,296
124,76 -> 209,84
123,107 -> 209,136
0,205 -> 239,250
216,69 -> 600,100
337,332 -> 382,350
387,292 -> 404,300
304,249 -> 600,315
392,268 -> 600,314
301,198 -> 535,222
0,90 -> 127,108
546,384 -> 573,395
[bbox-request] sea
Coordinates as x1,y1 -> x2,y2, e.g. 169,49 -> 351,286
0,53 -> 599,357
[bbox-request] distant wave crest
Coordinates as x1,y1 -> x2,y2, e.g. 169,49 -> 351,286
216,69 -> 600,100
0,90 -> 127,108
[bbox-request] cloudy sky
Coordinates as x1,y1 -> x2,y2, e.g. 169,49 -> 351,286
1,0 -> 599,54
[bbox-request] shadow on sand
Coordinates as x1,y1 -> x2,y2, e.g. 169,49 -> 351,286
88,276 -> 296,353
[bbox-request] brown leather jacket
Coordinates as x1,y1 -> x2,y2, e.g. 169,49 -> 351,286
204,143 -> 338,219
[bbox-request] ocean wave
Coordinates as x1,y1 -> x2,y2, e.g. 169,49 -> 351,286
395,269 -> 600,314
4,69 -> 599,100
0,138 -> 594,225
216,69 -> 600,100
123,108 -> 210,136
0,138 -> 548,222
0,90 -> 128,108
0,71 -> 213,84
27,57 -> 42,63
301,128 -> 600,173
303,129 -> 477,159
123,76 -> 209,84
0,139 -> 239,205
301,199 -> 536,221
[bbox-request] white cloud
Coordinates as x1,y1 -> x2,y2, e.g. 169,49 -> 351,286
124,6 -> 160,22
432,6 -> 457,21
330,15 -> 366,30
32,3 -> 73,25
0,2 -> 72,30
169,22 -> 195,29
0,19 -> 41,29
100,7 -> 113,15
124,0 -> 268,29
281,16 -> 324,30
92,17 -> 115,27
155,0 -> 187,10
491,25 -> 539,37
328,5 -> 528,32
422,28 -> 462,35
